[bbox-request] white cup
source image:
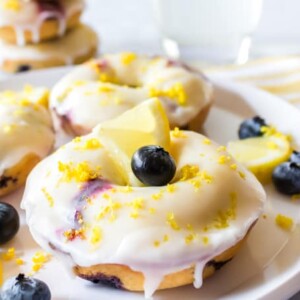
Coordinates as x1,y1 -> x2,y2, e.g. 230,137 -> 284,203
153,0 -> 263,64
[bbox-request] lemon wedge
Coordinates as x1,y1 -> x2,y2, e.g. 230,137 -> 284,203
94,98 -> 170,186
227,134 -> 292,183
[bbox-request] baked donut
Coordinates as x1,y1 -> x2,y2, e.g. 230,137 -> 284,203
0,24 -> 98,73
0,0 -> 84,46
50,53 -> 213,136
0,85 -> 54,196
22,101 -> 265,297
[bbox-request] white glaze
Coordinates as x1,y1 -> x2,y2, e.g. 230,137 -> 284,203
22,129 -> 265,297
50,53 -> 213,135
0,86 -> 54,176
0,0 -> 85,46
0,24 -> 98,67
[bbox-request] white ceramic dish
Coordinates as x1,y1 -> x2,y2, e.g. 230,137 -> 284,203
1,68 -> 300,300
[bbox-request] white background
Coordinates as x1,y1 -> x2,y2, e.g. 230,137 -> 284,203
82,0 -> 300,57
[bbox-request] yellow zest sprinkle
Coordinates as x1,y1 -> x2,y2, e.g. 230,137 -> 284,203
129,197 -> 145,209
171,127 -> 186,138
166,212 -> 181,231
275,214 -> 294,231
203,138 -> 211,145
238,171 -> 246,180
103,193 -> 110,200
163,235 -> 169,242
218,155 -> 231,165
179,165 -> 199,181
119,185 -> 133,193
217,146 -> 227,152
41,187 -> 54,207
200,171 -> 213,184
31,252 -> 51,273
121,52 -> 137,65
152,191 -> 163,200
149,82 -> 187,106
64,228 -> 86,241
213,192 -> 237,229
73,80 -> 86,87
99,85 -> 115,93
185,234 -> 195,245
166,184 -> 176,193
130,210 -> 139,219
2,248 -> 15,261
149,207 -> 156,214
153,240 -> 160,247
72,137 -> 82,143
90,226 -> 102,245
74,138 -> 102,150
58,161 -> 100,182
230,164 -> 237,170
3,0 -> 20,11
15,258 -> 24,265
291,194 -> 300,201
202,236 -> 209,245
190,178 -> 201,191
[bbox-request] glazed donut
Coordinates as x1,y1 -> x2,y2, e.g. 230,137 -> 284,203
50,53 -> 213,136
0,0 -> 84,46
0,24 -> 98,73
0,86 -> 54,196
22,126 -> 265,296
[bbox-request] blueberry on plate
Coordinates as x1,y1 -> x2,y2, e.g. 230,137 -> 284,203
272,162 -> 300,195
290,150 -> 300,165
0,202 -> 19,245
1,274 -> 51,300
238,116 -> 267,139
131,145 -> 176,186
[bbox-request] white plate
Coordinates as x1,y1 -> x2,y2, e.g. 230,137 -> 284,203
1,68 -> 300,300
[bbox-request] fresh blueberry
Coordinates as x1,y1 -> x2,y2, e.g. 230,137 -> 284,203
272,162 -> 300,195
238,116 -> 267,139
290,150 -> 300,165
1,274 -> 51,300
131,145 -> 176,186
17,65 -> 31,73
0,202 -> 19,245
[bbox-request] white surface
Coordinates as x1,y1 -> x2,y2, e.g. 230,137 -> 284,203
1,68 -> 300,299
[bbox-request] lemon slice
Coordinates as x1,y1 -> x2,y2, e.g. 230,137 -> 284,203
227,135 -> 292,183
94,98 -> 170,186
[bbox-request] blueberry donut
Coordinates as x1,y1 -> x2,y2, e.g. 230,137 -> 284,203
0,24 -> 98,73
22,106 -> 265,296
0,86 -> 54,196
50,53 -> 213,136
0,0 -> 84,46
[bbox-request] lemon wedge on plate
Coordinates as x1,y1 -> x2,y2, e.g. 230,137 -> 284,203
94,98 -> 170,186
228,134 -> 292,183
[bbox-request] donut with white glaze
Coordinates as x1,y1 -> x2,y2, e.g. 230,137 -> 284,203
0,24 -> 98,73
50,53 -> 213,136
0,0 -> 84,46
0,86 -> 54,196
22,126 -> 265,296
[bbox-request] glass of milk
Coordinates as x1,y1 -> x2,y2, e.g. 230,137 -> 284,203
152,0 -> 263,64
